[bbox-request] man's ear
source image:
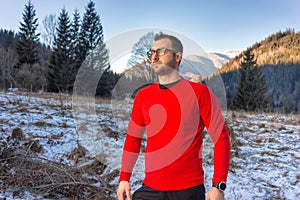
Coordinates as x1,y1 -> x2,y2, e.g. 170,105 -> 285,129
176,52 -> 183,63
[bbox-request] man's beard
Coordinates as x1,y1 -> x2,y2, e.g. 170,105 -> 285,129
152,60 -> 177,75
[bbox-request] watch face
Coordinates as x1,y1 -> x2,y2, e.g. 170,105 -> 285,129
219,182 -> 226,191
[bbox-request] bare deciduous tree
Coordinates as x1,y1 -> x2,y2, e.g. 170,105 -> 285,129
15,63 -> 46,92
125,32 -> 157,83
40,14 -> 57,49
0,47 -> 17,90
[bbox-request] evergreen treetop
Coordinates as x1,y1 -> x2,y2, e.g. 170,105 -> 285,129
79,0 -> 104,62
232,49 -> 270,112
16,0 -> 40,67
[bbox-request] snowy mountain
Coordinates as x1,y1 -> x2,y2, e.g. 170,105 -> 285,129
180,50 -> 241,81
121,50 -> 241,82
208,50 -> 241,68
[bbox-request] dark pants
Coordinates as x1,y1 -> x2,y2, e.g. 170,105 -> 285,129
132,184 -> 205,200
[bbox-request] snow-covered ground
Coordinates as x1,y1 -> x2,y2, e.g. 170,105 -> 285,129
0,92 -> 299,199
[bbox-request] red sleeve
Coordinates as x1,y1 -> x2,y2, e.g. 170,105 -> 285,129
198,85 -> 230,183
213,124 -> 230,183
119,91 -> 145,182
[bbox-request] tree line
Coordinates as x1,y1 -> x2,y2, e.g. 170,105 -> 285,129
0,0 -> 120,97
212,29 -> 300,114
0,1 -> 298,113
218,29 -> 300,74
220,62 -> 300,113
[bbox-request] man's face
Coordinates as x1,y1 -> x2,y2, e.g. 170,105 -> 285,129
150,38 -> 178,75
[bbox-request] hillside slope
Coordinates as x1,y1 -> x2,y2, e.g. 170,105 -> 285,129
212,29 -> 300,113
217,29 -> 300,74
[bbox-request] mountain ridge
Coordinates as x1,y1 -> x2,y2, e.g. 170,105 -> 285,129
216,28 -> 300,75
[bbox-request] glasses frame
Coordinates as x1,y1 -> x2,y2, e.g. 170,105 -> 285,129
147,48 -> 177,59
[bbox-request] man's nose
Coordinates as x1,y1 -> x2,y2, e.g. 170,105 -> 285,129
152,53 -> 159,61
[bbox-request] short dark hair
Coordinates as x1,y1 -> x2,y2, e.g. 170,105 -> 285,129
154,32 -> 183,53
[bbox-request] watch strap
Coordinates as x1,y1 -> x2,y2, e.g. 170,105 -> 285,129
212,182 -> 226,191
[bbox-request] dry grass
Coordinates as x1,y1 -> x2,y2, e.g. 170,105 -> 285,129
0,138 -> 115,199
2,92 -> 298,199
0,92 -> 122,198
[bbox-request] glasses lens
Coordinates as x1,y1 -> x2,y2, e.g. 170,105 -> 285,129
147,50 -> 152,59
147,48 -> 170,59
156,49 -> 165,56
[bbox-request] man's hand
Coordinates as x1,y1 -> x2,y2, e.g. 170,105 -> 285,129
117,181 -> 131,200
206,187 -> 224,200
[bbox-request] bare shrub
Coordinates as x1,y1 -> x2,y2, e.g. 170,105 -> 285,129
11,127 -> 25,141
68,143 -> 87,164
33,121 -> 48,127
24,140 -> 44,154
0,141 -> 114,199
10,106 -> 28,114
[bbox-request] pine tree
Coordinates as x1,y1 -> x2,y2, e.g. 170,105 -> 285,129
68,9 -> 82,88
16,0 -> 40,68
232,49 -> 269,112
0,30 -> 18,89
47,8 -> 72,93
74,41 -> 110,96
74,0 -> 112,97
69,9 -> 81,64
15,1 -> 41,90
78,0 -> 104,62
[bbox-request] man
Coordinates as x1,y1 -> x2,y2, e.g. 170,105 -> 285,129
117,32 -> 230,200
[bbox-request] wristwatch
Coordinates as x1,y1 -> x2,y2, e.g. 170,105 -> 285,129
212,182 -> 226,191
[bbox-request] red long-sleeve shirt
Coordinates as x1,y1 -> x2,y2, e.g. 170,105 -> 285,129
119,78 -> 230,191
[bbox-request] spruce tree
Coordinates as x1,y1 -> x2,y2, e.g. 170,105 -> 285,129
16,0 -> 40,67
74,0 -> 111,97
232,49 -> 269,112
47,8 -> 72,93
70,9 -> 81,64
69,9 -> 82,88
15,0 -> 41,90
79,0 -> 104,62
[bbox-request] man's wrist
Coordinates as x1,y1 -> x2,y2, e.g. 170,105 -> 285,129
212,182 -> 226,191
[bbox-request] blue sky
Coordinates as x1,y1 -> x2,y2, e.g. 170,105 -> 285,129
1,0 -> 300,52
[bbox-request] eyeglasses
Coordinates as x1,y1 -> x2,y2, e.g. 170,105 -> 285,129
147,48 -> 177,59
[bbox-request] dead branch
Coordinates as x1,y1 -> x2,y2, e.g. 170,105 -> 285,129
0,140 -> 116,199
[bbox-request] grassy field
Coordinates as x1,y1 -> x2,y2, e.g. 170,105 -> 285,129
0,92 -> 299,199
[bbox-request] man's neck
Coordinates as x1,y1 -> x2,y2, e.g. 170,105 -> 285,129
158,71 -> 181,85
